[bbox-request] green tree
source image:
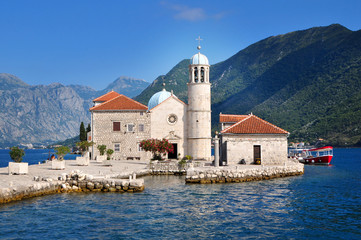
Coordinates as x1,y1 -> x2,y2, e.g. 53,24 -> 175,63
54,146 -> 70,160
9,146 -> 25,163
106,149 -> 114,160
86,123 -> 91,134
97,144 -> 107,156
76,141 -> 94,156
80,122 -> 86,141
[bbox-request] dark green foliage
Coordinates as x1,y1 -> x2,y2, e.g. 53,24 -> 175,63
86,124 -> 91,133
54,146 -> 70,160
134,59 -> 189,105
97,144 -> 107,156
106,149 -> 114,160
135,24 -> 361,146
9,146 -> 25,163
79,122 -> 86,141
76,141 -> 94,155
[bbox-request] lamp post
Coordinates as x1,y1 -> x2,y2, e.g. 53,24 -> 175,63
214,131 -> 220,167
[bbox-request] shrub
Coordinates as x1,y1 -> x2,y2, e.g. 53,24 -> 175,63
97,144 -> 107,156
106,149 -> 114,160
76,141 -> 94,155
139,138 -> 174,160
9,146 -> 25,163
55,146 -> 70,160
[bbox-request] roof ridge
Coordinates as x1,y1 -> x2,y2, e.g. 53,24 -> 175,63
93,90 -> 120,102
149,95 -> 186,111
220,115 -> 252,133
119,93 -> 148,109
251,115 -> 289,134
90,94 -> 123,111
90,94 -> 147,111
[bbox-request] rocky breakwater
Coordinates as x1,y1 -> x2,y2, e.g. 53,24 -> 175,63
0,170 -> 145,204
61,170 -> 144,193
185,162 -> 304,184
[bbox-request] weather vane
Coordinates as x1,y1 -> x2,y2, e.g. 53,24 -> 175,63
196,36 -> 203,50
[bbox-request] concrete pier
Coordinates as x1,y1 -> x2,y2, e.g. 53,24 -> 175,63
0,159 -> 149,204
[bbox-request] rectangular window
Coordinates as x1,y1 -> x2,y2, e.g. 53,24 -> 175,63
137,143 -> 143,152
113,122 -> 121,131
114,143 -> 120,152
140,112 -> 144,116
127,123 -> 135,132
139,124 -> 144,132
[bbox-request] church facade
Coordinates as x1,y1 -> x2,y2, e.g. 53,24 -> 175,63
89,47 -> 212,161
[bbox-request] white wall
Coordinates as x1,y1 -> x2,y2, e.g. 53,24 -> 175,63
221,134 -> 288,165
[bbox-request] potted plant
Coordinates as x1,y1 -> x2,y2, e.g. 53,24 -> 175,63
52,146 -> 70,170
75,141 -> 94,166
8,146 -> 28,175
104,149 -> 114,166
96,144 -> 107,162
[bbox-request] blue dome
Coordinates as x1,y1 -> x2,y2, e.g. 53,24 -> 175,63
148,89 -> 172,110
190,52 -> 209,65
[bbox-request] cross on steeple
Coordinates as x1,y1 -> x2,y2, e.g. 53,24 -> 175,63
196,36 -> 203,50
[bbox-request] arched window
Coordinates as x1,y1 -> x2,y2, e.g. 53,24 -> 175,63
194,67 -> 198,82
201,67 -> 205,82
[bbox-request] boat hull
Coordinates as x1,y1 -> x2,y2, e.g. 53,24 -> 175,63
301,155 -> 332,165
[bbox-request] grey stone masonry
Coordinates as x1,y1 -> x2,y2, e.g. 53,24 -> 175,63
185,161 -> 304,184
91,110 -> 152,161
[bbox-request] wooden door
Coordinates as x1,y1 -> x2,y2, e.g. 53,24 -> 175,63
254,145 -> 261,164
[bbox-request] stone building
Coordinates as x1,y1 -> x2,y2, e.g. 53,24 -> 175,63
89,45 -> 212,161
219,113 -> 289,165
89,92 -> 152,160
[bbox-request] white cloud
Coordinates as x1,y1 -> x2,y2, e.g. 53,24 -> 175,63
161,1 -> 225,22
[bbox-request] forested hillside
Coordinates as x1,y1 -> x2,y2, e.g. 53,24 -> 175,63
135,24 -> 361,146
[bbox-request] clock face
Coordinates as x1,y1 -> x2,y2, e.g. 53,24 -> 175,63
167,114 -> 177,124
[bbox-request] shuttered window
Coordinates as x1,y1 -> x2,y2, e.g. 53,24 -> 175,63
139,124 -> 144,132
127,123 -> 135,132
113,122 -> 121,131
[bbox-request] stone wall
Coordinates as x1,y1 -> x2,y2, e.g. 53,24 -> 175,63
62,171 -> 144,193
220,134 -> 288,165
91,110 -> 152,161
0,170 -> 145,204
149,160 -> 205,175
185,162 -> 304,184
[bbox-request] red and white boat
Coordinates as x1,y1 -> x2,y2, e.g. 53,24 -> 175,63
289,146 -> 333,165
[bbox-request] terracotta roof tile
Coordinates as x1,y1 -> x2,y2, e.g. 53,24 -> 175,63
93,91 -> 120,102
221,114 -> 289,135
90,94 -> 148,111
220,114 -> 249,123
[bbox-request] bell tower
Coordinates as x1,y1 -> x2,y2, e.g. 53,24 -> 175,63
187,37 -> 211,161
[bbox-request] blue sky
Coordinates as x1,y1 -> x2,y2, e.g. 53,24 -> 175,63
1,0 -> 361,90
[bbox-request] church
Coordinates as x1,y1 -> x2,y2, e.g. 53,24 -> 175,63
89,44 -> 212,161
89,43 -> 289,166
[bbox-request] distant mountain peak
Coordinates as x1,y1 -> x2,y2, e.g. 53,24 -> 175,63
0,73 -> 29,90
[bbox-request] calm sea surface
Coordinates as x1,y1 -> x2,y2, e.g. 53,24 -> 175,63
0,149 -> 79,168
0,148 -> 360,239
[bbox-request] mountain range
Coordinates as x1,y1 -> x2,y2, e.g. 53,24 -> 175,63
1,23 -> 361,147
135,24 -> 361,146
0,74 -> 149,147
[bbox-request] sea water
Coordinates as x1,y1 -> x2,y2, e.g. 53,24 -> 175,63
0,149 -> 79,168
0,148 -> 360,239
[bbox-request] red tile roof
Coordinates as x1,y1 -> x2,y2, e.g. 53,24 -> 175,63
93,91 -> 120,102
90,94 -> 148,111
220,114 -> 249,123
221,114 -> 289,135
